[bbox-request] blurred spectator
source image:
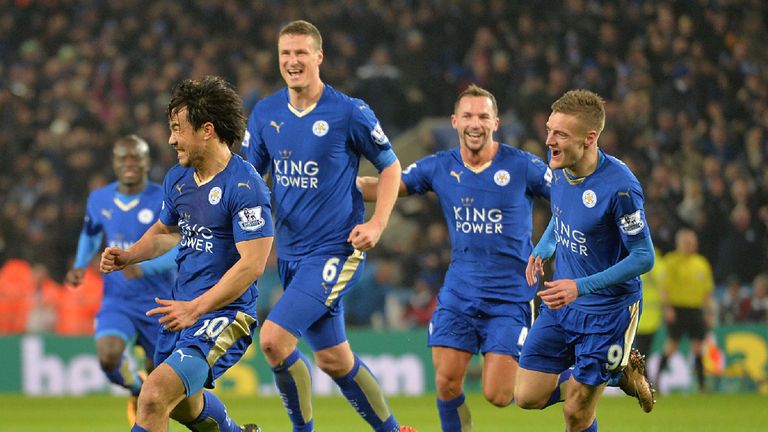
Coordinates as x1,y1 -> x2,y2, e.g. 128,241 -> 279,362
402,275 -> 437,328
715,204 -> 765,285
743,273 -> 768,323
344,260 -> 399,328
717,275 -> 749,325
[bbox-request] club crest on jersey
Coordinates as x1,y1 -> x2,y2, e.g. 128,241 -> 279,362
371,121 -> 389,146
312,120 -> 329,137
620,210 -> 645,235
494,170 -> 510,186
208,187 -> 222,205
137,208 -> 154,224
238,206 -> 265,231
582,189 -> 597,208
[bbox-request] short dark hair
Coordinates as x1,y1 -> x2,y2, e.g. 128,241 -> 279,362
167,75 -> 246,147
279,20 -> 323,51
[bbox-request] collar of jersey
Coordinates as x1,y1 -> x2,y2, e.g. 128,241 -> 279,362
113,196 -> 140,212
463,159 -> 493,174
287,101 -> 319,118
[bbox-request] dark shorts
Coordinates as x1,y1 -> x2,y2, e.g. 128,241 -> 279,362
668,307 -> 707,341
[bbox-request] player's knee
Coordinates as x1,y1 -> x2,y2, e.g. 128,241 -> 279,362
513,389 -> 547,410
435,374 -> 463,399
483,388 -> 513,408
315,354 -> 350,378
563,402 -> 592,430
259,337 -> 286,364
137,385 -> 169,418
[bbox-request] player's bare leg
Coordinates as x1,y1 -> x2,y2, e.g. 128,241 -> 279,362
514,368 -> 562,409
482,353 -> 517,407
433,346 -> 473,430
563,379 -> 604,432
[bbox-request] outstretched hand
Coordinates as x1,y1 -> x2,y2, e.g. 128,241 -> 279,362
146,297 -> 200,332
537,279 -> 578,310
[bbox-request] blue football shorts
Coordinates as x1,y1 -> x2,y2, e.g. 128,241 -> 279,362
428,289 -> 533,359
519,301 -> 641,386
94,299 -> 161,359
154,307 -> 257,394
267,250 -> 365,351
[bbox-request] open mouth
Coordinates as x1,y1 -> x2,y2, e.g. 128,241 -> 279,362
286,68 -> 303,79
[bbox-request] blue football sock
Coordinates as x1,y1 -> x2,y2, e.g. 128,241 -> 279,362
131,425 -> 150,432
437,393 -> 472,432
182,390 -> 240,432
581,418 -> 598,432
545,369 -> 573,408
104,354 -> 142,396
333,355 -> 398,432
273,349 -> 314,432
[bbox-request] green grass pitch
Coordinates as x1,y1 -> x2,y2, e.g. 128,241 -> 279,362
1,393 -> 765,431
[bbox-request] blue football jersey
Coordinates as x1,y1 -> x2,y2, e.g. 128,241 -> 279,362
403,145 -> 551,303
158,153 -> 274,311
83,182 -> 173,306
241,85 -> 396,259
550,151 -> 650,312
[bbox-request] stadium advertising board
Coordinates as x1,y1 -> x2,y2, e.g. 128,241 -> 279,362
1,327 -> 766,395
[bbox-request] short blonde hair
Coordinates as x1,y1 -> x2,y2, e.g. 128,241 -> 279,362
279,20 -> 323,51
454,84 -> 498,116
551,89 -> 605,136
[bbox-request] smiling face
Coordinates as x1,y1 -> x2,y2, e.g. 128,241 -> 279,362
545,111 -> 595,171
451,95 -> 499,155
168,107 -> 206,169
278,33 -> 323,91
113,138 -> 149,190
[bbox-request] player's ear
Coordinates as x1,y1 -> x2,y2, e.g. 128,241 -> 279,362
584,129 -> 598,148
202,121 -> 215,140
450,114 -> 458,129
316,49 -> 324,66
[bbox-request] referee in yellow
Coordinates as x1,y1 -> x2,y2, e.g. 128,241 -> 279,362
656,228 -> 715,392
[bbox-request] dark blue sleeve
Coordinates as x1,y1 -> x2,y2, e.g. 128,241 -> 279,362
348,100 -> 396,171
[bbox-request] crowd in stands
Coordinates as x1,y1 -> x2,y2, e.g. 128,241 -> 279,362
0,0 -> 766,335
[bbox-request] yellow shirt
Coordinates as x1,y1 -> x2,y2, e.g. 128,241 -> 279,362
662,251 -> 714,308
638,248 -> 665,334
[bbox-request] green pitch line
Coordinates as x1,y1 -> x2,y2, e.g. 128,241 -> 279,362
0,393 -> 766,431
